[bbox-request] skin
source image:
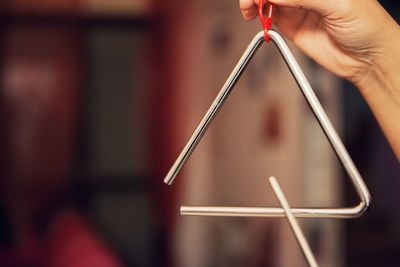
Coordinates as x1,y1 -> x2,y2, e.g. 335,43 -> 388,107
239,0 -> 400,160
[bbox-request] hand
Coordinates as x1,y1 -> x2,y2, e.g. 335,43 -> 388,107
239,0 -> 400,86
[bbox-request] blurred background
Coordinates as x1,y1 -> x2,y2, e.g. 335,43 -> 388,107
0,0 -> 399,266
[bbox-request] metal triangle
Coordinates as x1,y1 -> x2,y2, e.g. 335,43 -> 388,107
164,30 -> 371,219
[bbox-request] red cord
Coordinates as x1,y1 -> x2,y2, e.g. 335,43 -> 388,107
258,0 -> 273,42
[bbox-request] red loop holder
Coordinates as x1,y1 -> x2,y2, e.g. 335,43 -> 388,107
258,0 -> 273,42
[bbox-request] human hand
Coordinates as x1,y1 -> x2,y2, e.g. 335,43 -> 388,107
239,0 -> 400,86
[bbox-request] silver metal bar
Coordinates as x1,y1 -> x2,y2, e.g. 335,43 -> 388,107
180,204 -> 367,219
269,177 -> 319,267
163,32 -> 264,185
165,30 -> 371,219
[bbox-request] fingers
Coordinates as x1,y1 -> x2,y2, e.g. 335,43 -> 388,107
240,0 -> 256,10
267,0 -> 334,14
239,0 -> 336,20
242,8 -> 258,21
240,0 -> 258,20
272,6 -> 306,40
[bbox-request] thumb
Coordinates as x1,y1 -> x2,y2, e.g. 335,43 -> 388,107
266,0 -> 335,15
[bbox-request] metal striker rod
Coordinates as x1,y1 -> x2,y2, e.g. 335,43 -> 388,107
269,177 -> 319,267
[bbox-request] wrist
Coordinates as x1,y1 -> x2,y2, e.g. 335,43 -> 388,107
356,24 -> 400,100
354,23 -> 400,160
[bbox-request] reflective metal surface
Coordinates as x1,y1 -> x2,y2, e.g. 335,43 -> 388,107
165,30 -> 371,219
163,31 -> 264,186
269,177 -> 319,267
